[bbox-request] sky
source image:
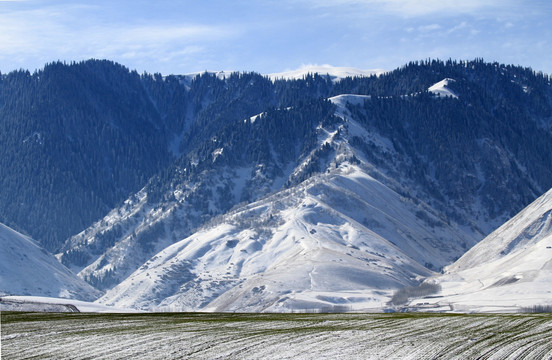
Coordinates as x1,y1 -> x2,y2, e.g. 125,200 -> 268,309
0,0 -> 551,75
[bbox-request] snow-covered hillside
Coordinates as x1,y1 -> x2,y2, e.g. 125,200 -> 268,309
0,223 -> 100,301
409,188 -> 552,312
98,165 -> 453,312
50,60 -> 550,313
97,97 -> 480,312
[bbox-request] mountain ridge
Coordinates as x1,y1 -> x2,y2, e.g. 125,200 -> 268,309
1,58 -> 551,311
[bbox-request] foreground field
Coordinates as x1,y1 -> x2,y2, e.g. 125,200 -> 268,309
2,312 -> 552,359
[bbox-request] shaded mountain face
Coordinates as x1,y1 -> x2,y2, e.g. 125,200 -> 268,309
0,61 -> 338,251
2,59 -> 552,309
0,222 -> 100,300
0,61 -> 174,251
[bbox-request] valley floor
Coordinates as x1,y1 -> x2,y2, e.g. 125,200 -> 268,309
2,312 -> 551,359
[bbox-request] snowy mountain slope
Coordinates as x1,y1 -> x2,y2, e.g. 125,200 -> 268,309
54,60 -> 552,311
266,65 -> 385,82
0,223 -> 100,301
98,165 -> 443,312
59,100 -> 336,291
409,188 -> 552,312
60,163 -> 281,291
97,113 -> 479,313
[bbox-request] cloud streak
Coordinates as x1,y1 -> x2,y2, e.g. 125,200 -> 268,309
294,0 -> 511,17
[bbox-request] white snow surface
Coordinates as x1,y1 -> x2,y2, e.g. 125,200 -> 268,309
410,188 -> 552,312
428,78 -> 458,98
0,295 -> 137,313
5,312 -> 551,359
0,223 -> 100,301
329,94 -> 371,108
94,92 -> 481,312
99,163 -> 475,312
267,65 -> 385,82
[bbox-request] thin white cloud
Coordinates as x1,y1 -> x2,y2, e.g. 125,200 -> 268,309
86,24 -> 227,65
375,0 -> 508,17
446,22 -> 468,34
417,24 -> 442,33
295,0 -> 512,17
116,24 -> 233,46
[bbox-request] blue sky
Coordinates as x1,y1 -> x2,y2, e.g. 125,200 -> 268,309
1,0 -> 551,75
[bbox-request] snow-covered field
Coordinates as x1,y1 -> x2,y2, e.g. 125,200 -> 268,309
2,312 -> 551,360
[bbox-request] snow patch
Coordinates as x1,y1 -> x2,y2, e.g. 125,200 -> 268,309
428,78 -> 458,98
212,147 -> 224,161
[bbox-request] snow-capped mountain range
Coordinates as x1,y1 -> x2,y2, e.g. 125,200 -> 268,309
1,59 -> 551,312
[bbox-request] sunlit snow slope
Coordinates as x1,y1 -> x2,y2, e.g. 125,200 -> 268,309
0,223 -> 100,301
411,188 -> 552,312
99,166 -> 439,312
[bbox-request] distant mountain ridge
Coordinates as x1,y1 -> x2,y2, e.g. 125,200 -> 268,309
266,65 -> 386,82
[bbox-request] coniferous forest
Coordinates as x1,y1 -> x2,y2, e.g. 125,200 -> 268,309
1,58 -> 551,253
